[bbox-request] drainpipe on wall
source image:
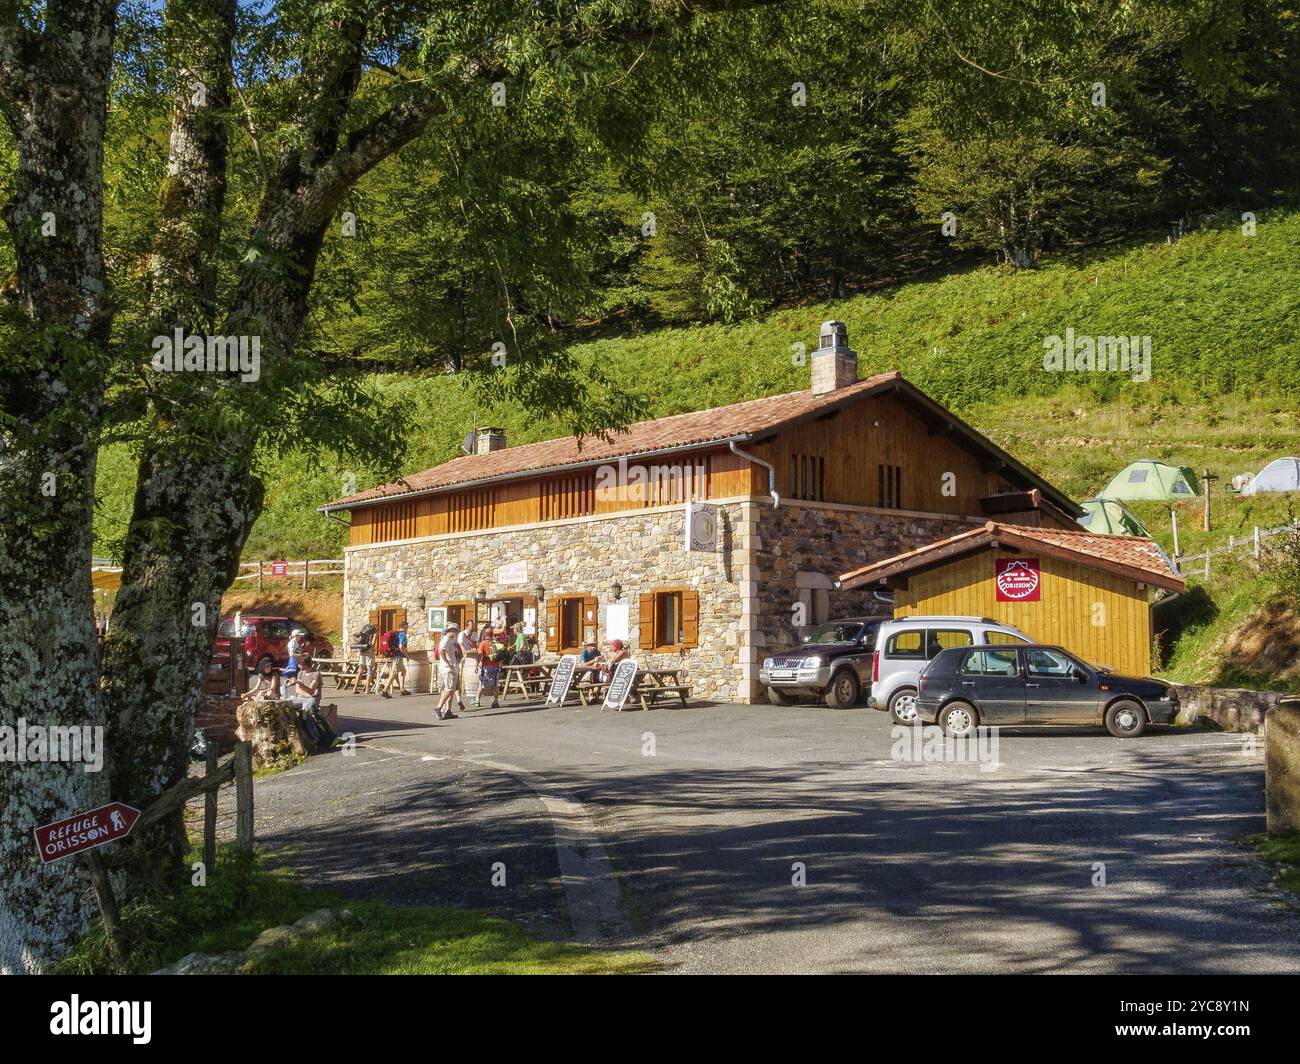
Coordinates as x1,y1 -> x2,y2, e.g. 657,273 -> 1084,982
730,441 -> 780,508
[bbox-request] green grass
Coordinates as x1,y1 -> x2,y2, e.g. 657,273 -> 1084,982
91,208 -> 1300,687
93,207 -> 1300,562
57,845 -> 655,975
1247,833 -> 1300,902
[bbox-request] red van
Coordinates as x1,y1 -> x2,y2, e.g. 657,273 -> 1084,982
216,615 -> 333,671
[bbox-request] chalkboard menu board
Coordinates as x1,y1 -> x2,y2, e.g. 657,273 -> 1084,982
546,654 -> 579,706
602,659 -> 639,712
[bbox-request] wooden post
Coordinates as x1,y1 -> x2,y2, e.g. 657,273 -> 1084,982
83,850 -> 129,971
1202,468 -> 1213,533
302,558 -> 309,590
1204,551 -> 1210,579
234,741 -> 254,851
1170,508 -> 1180,559
1255,526 -> 1262,567
256,559 -> 263,592
204,741 -> 218,872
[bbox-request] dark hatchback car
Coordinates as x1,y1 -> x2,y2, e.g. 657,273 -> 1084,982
915,644 -> 1179,738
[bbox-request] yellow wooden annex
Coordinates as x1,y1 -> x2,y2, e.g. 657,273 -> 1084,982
839,521 -> 1185,676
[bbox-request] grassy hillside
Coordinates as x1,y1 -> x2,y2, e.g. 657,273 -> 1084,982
93,210 -> 1300,688
94,208 -> 1300,561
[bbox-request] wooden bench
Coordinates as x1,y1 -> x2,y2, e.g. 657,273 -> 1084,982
575,682 -> 609,706
638,684 -> 691,711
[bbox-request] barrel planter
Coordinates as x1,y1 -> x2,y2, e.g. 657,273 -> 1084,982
406,650 -> 431,694
461,652 -> 481,704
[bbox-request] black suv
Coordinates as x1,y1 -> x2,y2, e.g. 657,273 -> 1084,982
759,616 -> 887,708
915,643 -> 1179,738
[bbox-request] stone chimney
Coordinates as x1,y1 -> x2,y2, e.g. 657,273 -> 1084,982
475,427 -> 507,454
811,321 -> 857,394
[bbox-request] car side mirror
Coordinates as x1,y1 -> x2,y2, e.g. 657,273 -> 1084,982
1072,668 -> 1087,682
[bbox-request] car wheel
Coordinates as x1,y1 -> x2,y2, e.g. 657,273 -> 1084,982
939,701 -> 978,737
824,669 -> 860,709
888,687 -> 919,725
1105,699 -> 1147,738
767,686 -> 793,706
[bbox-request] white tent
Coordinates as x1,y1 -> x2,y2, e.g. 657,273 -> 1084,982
1242,457 -> 1300,495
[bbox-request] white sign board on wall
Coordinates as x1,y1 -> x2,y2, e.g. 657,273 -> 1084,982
605,603 -> 629,641
497,561 -> 529,585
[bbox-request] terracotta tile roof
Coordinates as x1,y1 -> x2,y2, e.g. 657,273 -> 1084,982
322,372 -> 904,509
838,520 -> 1184,592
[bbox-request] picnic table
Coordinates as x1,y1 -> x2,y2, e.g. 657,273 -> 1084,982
577,665 -> 691,710
501,661 -> 554,699
312,656 -> 362,691
626,667 -> 691,711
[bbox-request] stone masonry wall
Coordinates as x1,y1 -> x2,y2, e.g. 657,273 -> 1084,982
748,502 -> 975,700
344,502 -> 751,703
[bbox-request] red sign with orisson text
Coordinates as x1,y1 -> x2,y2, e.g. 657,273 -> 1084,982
995,558 -> 1041,601
34,803 -> 141,864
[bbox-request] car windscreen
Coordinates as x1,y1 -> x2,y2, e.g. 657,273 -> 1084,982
797,623 -> 863,645
217,620 -> 236,638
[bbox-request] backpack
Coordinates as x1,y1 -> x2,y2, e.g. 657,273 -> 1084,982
352,622 -> 377,648
300,706 -> 338,753
378,630 -> 397,656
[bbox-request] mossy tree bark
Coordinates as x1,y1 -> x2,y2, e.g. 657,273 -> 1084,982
0,0 -> 118,974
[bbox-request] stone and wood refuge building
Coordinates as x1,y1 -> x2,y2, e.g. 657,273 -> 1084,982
321,322 -> 1174,702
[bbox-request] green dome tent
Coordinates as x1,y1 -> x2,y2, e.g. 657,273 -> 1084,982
1077,497 -> 1151,537
1101,459 -> 1200,501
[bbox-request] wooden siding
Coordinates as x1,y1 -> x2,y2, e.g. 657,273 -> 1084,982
345,391 -> 1054,546
893,551 -> 1153,675
751,394 -> 1017,513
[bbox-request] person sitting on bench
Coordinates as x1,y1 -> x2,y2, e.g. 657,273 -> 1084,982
288,651 -> 323,715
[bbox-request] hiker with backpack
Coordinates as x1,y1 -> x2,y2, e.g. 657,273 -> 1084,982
352,621 -> 378,693
379,620 -> 411,699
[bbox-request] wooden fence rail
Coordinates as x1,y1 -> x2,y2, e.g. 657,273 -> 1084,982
1175,518 -> 1300,577
91,741 -> 254,970
231,558 -> 344,590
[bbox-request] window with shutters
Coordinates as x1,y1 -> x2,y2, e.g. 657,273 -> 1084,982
540,473 -> 596,521
639,588 -> 700,650
790,453 -> 825,501
546,594 -> 598,653
877,463 -> 902,509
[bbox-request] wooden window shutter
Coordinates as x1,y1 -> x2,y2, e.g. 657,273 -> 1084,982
638,592 -> 654,650
394,608 -> 407,627
368,610 -> 380,626
545,602 -> 559,652
681,591 -> 700,649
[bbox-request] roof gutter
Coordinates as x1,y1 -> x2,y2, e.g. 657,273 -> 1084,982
319,436 -> 755,513
730,441 -> 780,508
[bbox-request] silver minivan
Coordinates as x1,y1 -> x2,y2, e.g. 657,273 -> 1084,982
869,616 -> 1034,724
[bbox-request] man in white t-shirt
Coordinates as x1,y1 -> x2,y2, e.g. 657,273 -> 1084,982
456,623 -> 478,713
435,624 -> 462,721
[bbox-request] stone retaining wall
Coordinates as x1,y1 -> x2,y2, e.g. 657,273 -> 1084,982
1170,683 -> 1290,732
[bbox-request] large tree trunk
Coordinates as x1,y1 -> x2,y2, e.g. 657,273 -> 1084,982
0,0 -> 118,974
99,0 -> 246,884
100,3 -> 357,884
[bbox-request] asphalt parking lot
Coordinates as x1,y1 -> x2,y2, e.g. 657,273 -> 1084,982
245,689 -> 1300,974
